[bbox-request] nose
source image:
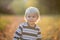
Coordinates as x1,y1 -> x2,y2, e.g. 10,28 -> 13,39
30,17 -> 33,20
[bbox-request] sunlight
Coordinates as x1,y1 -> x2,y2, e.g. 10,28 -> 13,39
24,0 -> 28,3
23,0 -> 37,7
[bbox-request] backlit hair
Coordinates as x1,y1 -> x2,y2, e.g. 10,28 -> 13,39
24,7 -> 40,23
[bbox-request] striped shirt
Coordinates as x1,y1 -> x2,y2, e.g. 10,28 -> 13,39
13,22 -> 42,40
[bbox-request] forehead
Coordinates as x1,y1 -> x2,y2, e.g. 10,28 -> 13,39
26,13 -> 37,16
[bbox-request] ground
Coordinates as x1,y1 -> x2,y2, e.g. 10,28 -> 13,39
0,15 -> 60,40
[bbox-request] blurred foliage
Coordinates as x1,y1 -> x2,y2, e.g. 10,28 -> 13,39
0,0 -> 14,14
0,0 -> 60,15
38,0 -> 60,15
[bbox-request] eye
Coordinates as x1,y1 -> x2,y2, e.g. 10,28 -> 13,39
28,16 -> 30,18
33,16 -> 35,18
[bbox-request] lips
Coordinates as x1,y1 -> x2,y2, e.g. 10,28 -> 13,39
30,21 -> 34,22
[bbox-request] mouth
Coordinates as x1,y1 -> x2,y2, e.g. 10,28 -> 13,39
30,21 -> 34,22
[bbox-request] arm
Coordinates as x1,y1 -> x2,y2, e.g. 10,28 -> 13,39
13,26 -> 22,40
37,28 -> 42,40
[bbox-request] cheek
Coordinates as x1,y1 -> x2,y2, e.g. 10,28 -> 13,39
34,18 -> 37,21
26,17 -> 30,21
34,17 -> 38,20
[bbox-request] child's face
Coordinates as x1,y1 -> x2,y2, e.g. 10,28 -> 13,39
26,13 -> 38,24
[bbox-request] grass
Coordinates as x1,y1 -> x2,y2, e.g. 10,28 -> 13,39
0,17 -> 11,32
37,15 -> 60,40
0,15 -> 60,40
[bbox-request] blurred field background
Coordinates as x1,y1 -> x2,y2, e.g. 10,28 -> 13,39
0,0 -> 60,40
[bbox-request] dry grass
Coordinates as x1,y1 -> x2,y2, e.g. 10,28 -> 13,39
37,15 -> 60,40
0,15 -> 60,40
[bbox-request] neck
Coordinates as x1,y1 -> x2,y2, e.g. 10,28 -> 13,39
27,22 -> 36,27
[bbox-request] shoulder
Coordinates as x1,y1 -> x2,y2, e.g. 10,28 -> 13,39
35,25 -> 41,31
18,22 -> 28,28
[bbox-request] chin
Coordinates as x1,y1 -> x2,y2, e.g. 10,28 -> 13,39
30,22 -> 35,24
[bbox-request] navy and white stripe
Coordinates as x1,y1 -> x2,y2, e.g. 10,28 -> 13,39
13,22 -> 42,40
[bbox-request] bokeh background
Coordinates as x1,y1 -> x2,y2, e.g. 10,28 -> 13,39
0,0 -> 60,40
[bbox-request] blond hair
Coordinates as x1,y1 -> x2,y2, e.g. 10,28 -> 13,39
24,7 -> 40,23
